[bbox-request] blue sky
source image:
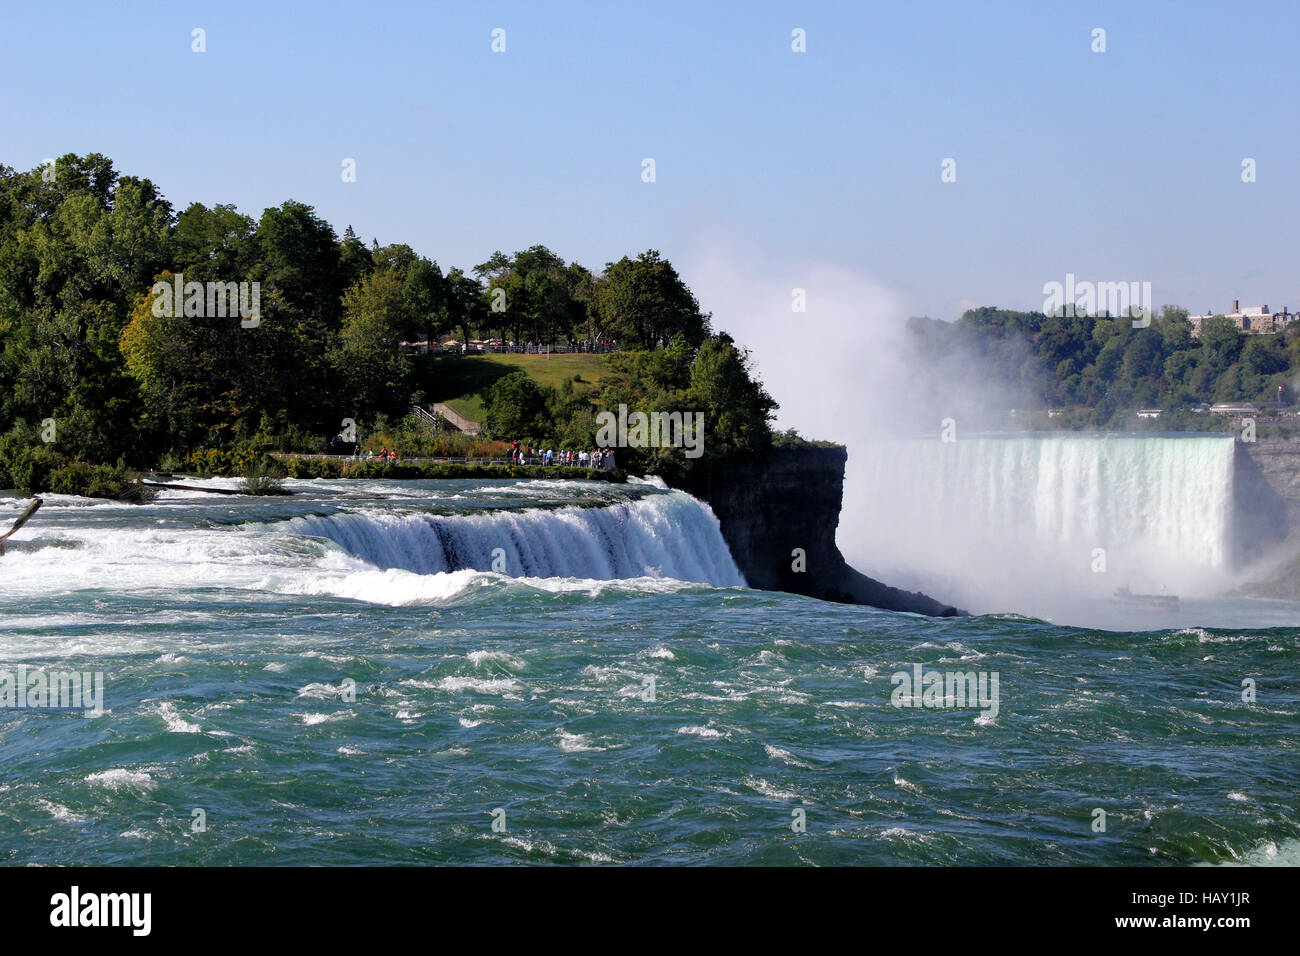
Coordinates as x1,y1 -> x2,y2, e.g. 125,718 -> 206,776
2,0 -> 1297,329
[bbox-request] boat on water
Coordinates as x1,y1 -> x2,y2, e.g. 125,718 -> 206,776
1111,586 -> 1180,611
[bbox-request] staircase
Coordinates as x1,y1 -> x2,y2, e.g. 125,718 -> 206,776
412,403 -> 481,436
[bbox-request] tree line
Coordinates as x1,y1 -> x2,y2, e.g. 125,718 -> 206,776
909,305 -> 1300,427
0,153 -> 751,486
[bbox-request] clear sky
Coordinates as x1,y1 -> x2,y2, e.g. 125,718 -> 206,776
2,1 -> 1297,360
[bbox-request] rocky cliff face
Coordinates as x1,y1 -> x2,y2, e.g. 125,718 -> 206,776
1233,439 -> 1292,562
674,444 -> 964,616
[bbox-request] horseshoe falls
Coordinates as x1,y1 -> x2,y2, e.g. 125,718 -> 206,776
846,435 -> 1241,622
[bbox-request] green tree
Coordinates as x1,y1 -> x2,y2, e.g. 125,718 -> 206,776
174,203 -> 256,280
331,269 -> 413,421
403,256 -> 446,349
484,371 -> 550,439
1199,316 -> 1243,373
687,334 -> 777,462
443,268 -> 486,348
594,250 -> 710,349
338,225 -> 374,291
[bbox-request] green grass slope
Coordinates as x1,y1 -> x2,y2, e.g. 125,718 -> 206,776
417,353 -> 611,424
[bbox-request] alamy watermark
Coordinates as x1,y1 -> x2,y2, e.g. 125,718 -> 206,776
151,273 -> 261,327
0,665 -> 104,717
890,664 -> 999,720
595,404 -> 704,459
1043,273 -> 1152,327
50,886 -> 150,936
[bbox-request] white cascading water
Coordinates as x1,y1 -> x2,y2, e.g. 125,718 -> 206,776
287,491 -> 746,587
845,435 -> 1237,616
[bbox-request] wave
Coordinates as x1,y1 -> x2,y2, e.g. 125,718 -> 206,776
260,566 -> 729,607
1211,836 -> 1300,867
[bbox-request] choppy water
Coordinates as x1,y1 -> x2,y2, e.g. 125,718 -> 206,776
1,479 -> 1296,865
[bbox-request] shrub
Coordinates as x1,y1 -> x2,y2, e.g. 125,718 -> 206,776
44,460 -> 154,502
237,460 -> 287,496
156,452 -> 183,474
3,444 -> 58,494
185,446 -> 263,477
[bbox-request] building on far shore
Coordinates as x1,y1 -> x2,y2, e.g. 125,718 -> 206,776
1210,402 -> 1259,417
1189,300 -> 1296,337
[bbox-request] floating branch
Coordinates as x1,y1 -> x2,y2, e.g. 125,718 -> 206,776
0,497 -> 42,556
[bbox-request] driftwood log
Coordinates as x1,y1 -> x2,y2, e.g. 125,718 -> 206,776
142,481 -> 261,496
0,497 -> 42,556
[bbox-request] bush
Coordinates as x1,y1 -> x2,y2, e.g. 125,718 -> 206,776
185,446 -> 263,477
771,428 -> 839,449
0,426 -> 36,488
237,460 -> 287,496
155,452 -> 183,473
484,372 -> 551,439
3,443 -> 58,494
46,461 -> 155,502
360,419 -> 509,459
1,433 -> 153,500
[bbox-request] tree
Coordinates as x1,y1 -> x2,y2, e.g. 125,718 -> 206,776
403,256 -> 446,349
251,201 -> 345,425
119,282 -> 203,448
472,245 -> 585,346
331,269 -> 413,421
1162,350 -> 1201,406
484,371 -> 550,439
254,200 -> 342,339
443,268 -> 486,348
1199,316 -> 1243,372
338,226 -> 374,291
1242,335 -> 1288,379
687,334 -> 777,461
594,250 -> 710,349
174,203 -> 256,281
1158,305 -> 1193,352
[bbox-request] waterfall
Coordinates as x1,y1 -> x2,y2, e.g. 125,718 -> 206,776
846,435 -> 1237,614
286,490 -> 746,587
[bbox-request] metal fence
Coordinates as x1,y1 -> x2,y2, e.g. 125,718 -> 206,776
427,343 -> 623,356
272,452 -> 609,470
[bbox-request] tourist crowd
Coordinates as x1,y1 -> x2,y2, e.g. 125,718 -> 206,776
510,440 -> 615,470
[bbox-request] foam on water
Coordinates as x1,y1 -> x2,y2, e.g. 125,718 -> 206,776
1213,837 -> 1300,866
0,485 -> 744,614
84,769 -> 157,792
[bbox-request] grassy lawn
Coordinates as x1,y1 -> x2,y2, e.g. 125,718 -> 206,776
417,353 -> 611,424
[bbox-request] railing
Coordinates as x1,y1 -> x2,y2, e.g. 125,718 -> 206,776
271,452 -> 609,469
430,403 -> 480,435
445,343 -> 623,355
409,404 -> 446,432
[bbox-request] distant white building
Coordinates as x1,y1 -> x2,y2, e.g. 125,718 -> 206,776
1189,300 -> 1296,337
1209,402 -> 1258,417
